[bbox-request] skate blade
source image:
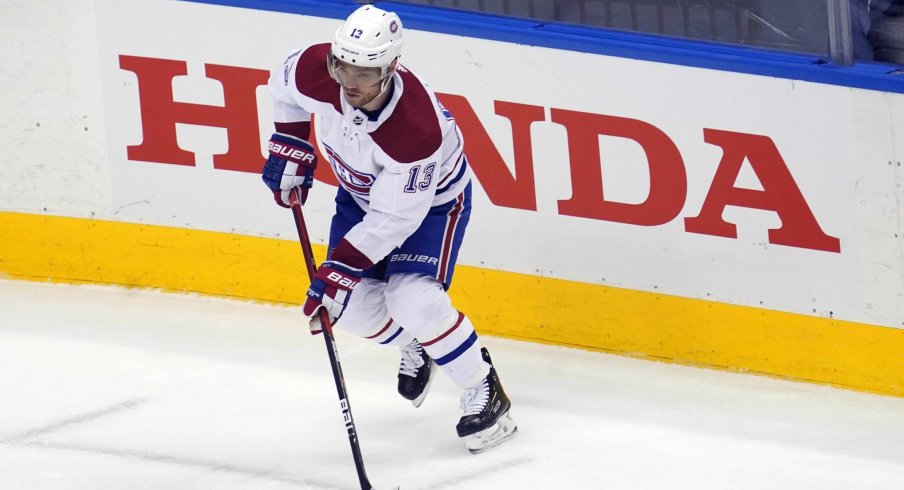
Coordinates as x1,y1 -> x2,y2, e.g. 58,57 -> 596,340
410,362 -> 436,408
466,411 -> 518,454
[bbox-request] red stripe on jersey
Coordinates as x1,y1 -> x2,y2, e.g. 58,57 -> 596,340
437,152 -> 463,187
437,192 -> 465,284
365,319 -> 394,339
295,43 -> 341,113
370,68 -> 442,164
420,312 -> 465,347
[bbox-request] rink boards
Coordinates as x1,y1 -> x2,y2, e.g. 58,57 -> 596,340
1,0 -> 903,396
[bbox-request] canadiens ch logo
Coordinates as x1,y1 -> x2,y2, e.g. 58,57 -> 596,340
324,143 -> 375,195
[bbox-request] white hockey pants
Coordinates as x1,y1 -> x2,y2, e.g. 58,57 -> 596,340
336,273 -> 489,388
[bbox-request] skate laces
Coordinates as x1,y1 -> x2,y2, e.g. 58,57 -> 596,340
399,342 -> 425,378
460,378 -> 490,416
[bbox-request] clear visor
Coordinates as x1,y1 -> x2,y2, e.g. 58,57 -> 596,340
328,54 -> 390,88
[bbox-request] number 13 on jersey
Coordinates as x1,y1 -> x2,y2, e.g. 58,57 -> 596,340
404,163 -> 436,193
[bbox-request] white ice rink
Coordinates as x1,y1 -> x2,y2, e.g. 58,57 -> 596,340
1,279 -> 903,490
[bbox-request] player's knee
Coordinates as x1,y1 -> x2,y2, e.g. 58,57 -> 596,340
336,307 -> 388,337
385,273 -> 453,334
335,278 -> 389,337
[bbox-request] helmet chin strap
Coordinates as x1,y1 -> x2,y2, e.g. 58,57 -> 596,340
373,57 -> 400,101
377,66 -> 396,97
353,73 -> 394,110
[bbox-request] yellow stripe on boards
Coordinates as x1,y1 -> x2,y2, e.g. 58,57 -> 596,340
2,211 -> 902,397
0,211 -> 318,304
452,269 -> 904,397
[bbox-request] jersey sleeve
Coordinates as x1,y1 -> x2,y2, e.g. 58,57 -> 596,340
268,49 -> 313,124
273,98 -> 309,123
343,147 -> 442,264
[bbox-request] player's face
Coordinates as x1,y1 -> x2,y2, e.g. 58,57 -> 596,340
331,60 -> 385,107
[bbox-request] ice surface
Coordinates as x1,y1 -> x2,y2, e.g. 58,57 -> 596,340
1,279 -> 903,489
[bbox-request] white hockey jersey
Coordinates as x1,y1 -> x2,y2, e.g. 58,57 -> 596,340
268,43 -> 469,266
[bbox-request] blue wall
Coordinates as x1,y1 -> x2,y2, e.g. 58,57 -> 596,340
183,0 -> 904,94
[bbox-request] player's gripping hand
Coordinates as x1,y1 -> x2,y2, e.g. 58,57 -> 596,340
261,133 -> 318,208
302,260 -> 363,329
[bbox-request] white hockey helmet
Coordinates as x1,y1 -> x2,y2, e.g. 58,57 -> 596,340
330,5 -> 403,77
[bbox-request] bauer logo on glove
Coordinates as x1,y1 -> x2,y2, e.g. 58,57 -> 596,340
302,259 -> 364,324
261,133 -> 318,208
326,271 -> 359,290
268,140 -> 316,164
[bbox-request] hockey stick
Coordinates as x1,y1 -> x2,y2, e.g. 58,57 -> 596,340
288,188 -> 397,490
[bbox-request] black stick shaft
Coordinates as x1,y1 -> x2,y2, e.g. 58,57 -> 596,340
290,193 -> 374,490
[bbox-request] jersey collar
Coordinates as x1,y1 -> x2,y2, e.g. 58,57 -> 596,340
340,72 -> 403,134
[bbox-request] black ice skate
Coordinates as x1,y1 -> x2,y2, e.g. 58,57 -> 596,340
456,347 -> 518,454
398,340 -> 435,407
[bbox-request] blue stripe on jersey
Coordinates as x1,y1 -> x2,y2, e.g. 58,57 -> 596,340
436,157 -> 469,194
380,326 -> 404,345
434,331 -> 478,366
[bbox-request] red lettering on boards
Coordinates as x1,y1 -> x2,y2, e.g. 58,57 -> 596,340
684,129 -> 841,253
119,55 -> 268,173
551,108 -> 688,226
119,55 -> 841,253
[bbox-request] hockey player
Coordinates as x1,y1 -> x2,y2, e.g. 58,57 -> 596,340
261,5 -> 517,453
